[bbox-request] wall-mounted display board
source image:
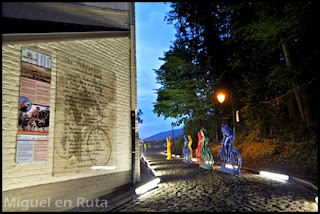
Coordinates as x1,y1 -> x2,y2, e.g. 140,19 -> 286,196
16,134 -> 49,164
18,48 -> 52,134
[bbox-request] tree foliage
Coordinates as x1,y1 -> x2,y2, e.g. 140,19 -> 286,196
153,1 -> 320,142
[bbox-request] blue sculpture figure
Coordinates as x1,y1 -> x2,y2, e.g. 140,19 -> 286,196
221,124 -> 235,159
199,127 -> 214,169
182,134 -> 192,163
218,124 -> 242,174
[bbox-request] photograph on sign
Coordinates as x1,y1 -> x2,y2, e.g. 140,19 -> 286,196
21,61 -> 51,83
18,104 -> 50,132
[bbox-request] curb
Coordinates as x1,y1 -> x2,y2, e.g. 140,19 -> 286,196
101,156 -> 156,212
240,166 -> 318,195
290,176 -> 318,195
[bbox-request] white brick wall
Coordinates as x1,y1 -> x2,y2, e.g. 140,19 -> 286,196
2,36 -> 138,211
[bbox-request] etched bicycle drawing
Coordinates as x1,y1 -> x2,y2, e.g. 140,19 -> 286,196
54,85 -> 113,166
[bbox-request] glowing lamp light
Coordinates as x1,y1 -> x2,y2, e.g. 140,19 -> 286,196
259,171 -> 289,181
191,158 -> 197,162
135,178 -> 161,195
217,93 -> 226,104
315,196 -> 318,204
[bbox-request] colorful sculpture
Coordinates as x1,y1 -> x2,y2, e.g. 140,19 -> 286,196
166,136 -> 173,160
182,134 -> 192,163
221,124 -> 235,158
218,124 -> 242,174
199,127 -> 214,169
143,143 -> 147,152
195,131 -> 203,164
187,135 -> 193,159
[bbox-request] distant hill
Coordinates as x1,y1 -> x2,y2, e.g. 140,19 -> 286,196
143,128 -> 184,142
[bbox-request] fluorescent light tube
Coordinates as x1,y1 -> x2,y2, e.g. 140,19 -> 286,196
259,171 -> 289,181
91,166 -> 117,170
135,178 -> 161,195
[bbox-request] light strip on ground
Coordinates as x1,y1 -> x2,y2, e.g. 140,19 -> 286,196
135,177 -> 161,195
225,164 -> 233,169
205,160 -> 214,165
259,171 -> 289,181
91,166 -> 117,170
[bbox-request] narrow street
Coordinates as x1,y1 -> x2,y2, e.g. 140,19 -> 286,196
114,152 -> 318,212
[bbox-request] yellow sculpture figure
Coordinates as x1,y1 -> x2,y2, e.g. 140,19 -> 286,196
166,136 -> 173,160
187,135 -> 193,159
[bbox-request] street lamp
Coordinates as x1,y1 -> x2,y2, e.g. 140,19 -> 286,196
171,122 -> 174,144
217,93 -> 226,104
216,92 -> 226,142
217,93 -> 226,118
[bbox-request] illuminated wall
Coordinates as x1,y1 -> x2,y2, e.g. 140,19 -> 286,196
2,28 -> 138,213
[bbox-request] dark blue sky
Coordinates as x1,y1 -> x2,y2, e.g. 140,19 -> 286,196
136,2 -> 184,140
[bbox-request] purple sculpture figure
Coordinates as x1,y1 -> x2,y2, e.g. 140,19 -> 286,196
221,124 -> 235,158
218,124 -> 242,174
182,134 -> 192,163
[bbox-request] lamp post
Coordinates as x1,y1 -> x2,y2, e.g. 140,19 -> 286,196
217,92 -> 226,142
171,122 -> 174,144
231,93 -> 236,135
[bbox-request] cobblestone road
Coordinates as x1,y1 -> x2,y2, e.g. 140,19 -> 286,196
114,153 -> 318,212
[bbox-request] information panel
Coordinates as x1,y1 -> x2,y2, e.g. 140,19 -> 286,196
18,48 -> 52,133
16,135 -> 49,164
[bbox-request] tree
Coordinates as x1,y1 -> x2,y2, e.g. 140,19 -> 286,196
154,2 -> 231,127
225,1 -> 320,137
154,1 -> 319,142
153,40 -> 201,125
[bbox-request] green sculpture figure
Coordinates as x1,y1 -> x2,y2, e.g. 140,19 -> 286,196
166,136 -> 173,160
199,127 -> 214,169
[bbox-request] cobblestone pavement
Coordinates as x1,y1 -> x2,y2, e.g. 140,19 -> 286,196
113,152 -> 318,212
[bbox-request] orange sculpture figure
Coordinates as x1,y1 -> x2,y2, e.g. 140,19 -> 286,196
166,136 -> 173,160
187,135 -> 193,159
195,131 -> 203,164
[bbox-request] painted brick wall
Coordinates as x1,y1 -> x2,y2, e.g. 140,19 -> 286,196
2,36 -> 138,211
